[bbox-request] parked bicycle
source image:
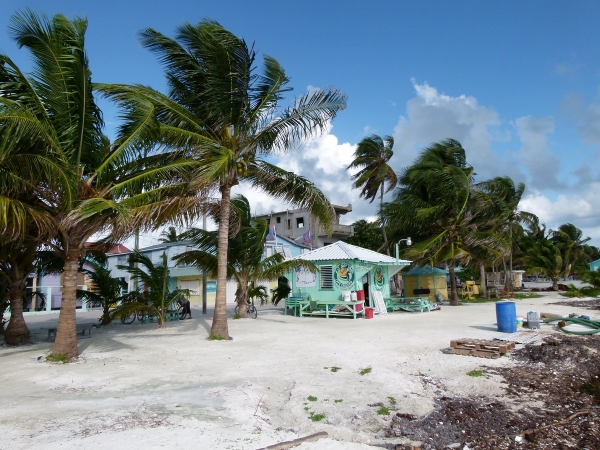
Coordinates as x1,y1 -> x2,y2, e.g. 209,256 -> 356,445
234,299 -> 257,319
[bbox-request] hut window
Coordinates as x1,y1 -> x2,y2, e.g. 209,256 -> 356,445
320,265 -> 333,289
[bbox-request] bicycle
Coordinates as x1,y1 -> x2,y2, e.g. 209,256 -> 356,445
176,298 -> 191,320
234,299 -> 257,319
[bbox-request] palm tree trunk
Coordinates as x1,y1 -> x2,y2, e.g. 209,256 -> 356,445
502,256 -> 510,291
448,264 -> 460,306
212,183 -> 232,339
552,277 -> 559,291
5,282 -> 30,346
53,249 -> 81,359
102,303 -> 111,326
236,284 -> 249,318
509,223 -> 513,272
380,185 -> 390,256
479,262 -> 487,298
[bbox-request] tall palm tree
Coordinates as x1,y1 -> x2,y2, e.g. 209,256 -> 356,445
347,135 -> 397,255
98,20 -> 346,339
552,223 -> 590,274
0,11 -> 202,358
175,195 -> 317,318
526,238 -> 570,290
477,177 -> 537,287
382,139 -> 505,305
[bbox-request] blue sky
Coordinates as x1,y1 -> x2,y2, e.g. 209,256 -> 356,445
2,1 -> 600,246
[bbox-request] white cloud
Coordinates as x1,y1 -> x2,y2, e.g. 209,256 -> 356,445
237,123 -> 379,224
513,115 -> 564,190
392,80 -> 511,180
520,187 -> 600,242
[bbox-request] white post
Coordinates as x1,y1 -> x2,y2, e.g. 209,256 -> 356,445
46,287 -> 52,312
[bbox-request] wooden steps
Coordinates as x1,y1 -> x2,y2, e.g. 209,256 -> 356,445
448,338 -> 516,359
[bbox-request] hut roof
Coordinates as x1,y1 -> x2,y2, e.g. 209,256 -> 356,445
405,266 -> 447,275
293,241 -> 411,266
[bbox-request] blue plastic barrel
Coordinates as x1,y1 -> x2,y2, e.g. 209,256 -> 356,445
496,301 -> 517,333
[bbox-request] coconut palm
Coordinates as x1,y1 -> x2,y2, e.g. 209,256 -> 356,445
477,177 -> 537,290
98,20 -> 346,338
525,238 -> 570,290
552,223 -> 590,273
0,11 -> 203,358
175,195 -> 317,318
113,252 -> 188,327
0,238 -> 38,344
76,260 -> 128,325
382,139 -> 506,305
159,227 -> 180,243
347,135 -> 397,255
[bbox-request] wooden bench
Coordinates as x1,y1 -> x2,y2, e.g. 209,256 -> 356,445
284,297 -> 307,316
299,299 -> 365,319
47,323 -> 93,342
386,296 -> 432,313
141,310 -> 180,324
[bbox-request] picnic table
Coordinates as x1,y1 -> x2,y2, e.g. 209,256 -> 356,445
284,297 -> 307,316
47,323 -> 93,341
386,296 -> 432,313
299,299 -> 365,319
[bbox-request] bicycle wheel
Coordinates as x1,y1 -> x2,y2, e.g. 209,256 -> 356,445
121,312 -> 136,324
234,304 -> 240,316
177,303 -> 186,320
248,305 -> 257,319
136,310 -> 145,321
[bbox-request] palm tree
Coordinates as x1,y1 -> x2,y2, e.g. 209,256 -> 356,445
76,260 -> 128,325
98,20 -> 346,339
525,238 -> 570,290
0,238 -> 38,344
159,227 -> 180,243
0,11 -> 202,358
552,223 -> 590,274
114,252 -> 188,327
347,135 -> 397,255
477,177 -> 537,289
382,139 -> 505,305
175,195 -> 317,318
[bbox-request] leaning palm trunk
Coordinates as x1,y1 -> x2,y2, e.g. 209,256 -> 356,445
380,185 -> 390,256
53,249 -> 81,359
212,183 -> 233,339
5,283 -> 30,345
448,265 -> 460,306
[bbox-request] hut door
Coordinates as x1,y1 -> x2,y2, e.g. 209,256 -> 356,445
362,274 -> 370,307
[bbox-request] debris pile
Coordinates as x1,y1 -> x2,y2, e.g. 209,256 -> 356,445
384,335 -> 600,449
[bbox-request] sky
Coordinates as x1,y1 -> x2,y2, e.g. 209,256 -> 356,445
2,0 -> 600,247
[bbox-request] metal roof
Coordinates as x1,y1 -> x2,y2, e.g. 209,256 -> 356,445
293,241 -> 411,266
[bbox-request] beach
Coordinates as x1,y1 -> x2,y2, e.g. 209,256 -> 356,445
0,291 -> 597,449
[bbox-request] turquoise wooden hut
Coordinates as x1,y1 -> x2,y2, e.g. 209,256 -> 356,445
287,242 -> 411,304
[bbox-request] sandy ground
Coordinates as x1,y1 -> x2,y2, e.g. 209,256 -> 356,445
1,291 -> 598,450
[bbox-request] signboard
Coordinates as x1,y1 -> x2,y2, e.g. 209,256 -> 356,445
372,266 -> 385,291
334,262 -> 355,290
206,281 -> 217,293
296,266 -> 316,287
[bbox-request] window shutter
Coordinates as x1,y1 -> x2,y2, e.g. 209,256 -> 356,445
320,265 -> 333,289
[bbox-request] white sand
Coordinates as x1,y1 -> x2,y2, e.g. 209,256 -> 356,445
0,292 -> 596,449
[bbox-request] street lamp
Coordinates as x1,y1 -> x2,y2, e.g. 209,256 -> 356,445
395,237 -> 412,264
